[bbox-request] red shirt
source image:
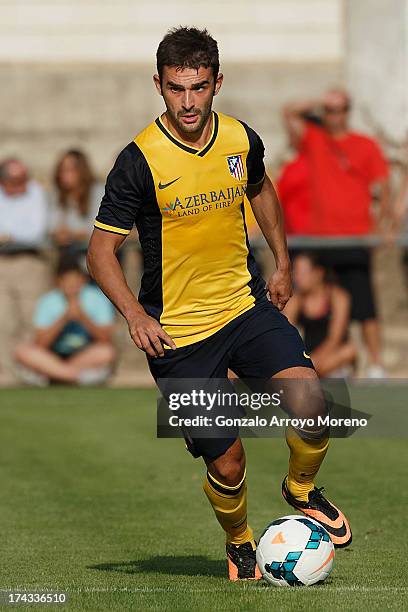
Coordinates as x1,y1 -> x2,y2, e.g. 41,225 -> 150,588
277,154 -> 312,235
301,124 -> 388,235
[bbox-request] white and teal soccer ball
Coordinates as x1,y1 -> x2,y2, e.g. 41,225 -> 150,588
256,515 -> 334,586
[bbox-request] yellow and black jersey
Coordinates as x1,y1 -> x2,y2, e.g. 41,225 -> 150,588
95,111 -> 267,347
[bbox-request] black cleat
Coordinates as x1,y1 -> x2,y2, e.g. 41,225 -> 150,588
226,541 -> 262,581
282,476 -> 352,548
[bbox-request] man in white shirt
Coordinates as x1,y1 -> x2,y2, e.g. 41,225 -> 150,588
0,159 -> 49,384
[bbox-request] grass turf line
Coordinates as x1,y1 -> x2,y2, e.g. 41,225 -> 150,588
0,388 -> 406,611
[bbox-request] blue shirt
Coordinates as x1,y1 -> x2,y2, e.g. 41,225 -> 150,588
34,285 -> 114,356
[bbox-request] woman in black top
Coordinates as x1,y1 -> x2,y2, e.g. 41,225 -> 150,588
284,252 -> 356,377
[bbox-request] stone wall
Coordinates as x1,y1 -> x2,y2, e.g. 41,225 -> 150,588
0,62 -> 343,181
2,1 -> 342,62
1,0 -> 344,178
345,0 -> 408,142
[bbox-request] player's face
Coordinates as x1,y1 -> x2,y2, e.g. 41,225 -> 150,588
154,66 -> 223,135
293,256 -> 324,292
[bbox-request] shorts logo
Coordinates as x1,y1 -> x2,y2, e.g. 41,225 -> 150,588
303,351 -> 311,359
227,155 -> 244,180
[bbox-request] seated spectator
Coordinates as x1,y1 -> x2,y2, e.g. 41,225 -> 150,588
14,258 -> 116,385
0,158 -> 49,385
284,252 -> 356,378
49,149 -> 104,254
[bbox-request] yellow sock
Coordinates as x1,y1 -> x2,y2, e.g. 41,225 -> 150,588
286,425 -> 329,502
203,469 -> 255,546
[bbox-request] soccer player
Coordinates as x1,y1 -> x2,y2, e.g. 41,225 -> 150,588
87,27 -> 352,581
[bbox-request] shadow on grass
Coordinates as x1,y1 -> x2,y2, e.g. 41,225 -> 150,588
87,555 -> 225,577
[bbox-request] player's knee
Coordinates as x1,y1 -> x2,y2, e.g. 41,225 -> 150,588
211,443 -> 246,487
216,459 -> 245,487
281,374 -> 328,433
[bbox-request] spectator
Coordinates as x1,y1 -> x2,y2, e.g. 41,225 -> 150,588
283,89 -> 390,377
393,168 -> 408,286
49,149 -> 104,254
284,252 -> 356,378
277,153 -> 312,235
14,258 -> 116,385
0,158 -> 49,385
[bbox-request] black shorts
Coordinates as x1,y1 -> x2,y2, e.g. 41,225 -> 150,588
148,299 -> 314,460
319,248 -> 376,321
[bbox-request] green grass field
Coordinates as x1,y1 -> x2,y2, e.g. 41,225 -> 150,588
0,388 -> 407,611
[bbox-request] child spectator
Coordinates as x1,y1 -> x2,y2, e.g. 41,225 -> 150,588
14,257 -> 116,385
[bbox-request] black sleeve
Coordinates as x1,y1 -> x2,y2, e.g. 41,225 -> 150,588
239,121 -> 266,185
95,142 -> 154,235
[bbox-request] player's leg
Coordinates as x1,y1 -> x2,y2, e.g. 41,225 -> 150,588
229,300 -> 352,547
203,438 -> 261,580
148,327 -> 260,580
276,367 -> 352,547
273,366 -> 329,500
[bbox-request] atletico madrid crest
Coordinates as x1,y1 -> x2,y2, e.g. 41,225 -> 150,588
226,154 -> 244,180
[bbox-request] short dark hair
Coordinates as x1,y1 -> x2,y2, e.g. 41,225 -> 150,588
156,26 -> 219,82
55,256 -> 83,278
295,251 -> 335,284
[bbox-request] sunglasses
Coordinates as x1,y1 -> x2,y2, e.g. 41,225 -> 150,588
324,105 -> 350,114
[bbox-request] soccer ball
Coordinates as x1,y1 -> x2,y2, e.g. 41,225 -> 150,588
256,515 -> 334,586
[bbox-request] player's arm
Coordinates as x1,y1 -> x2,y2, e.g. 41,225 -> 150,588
87,230 -> 175,357
87,144 -> 176,357
282,98 -> 322,148
243,123 -> 291,310
247,175 -> 291,310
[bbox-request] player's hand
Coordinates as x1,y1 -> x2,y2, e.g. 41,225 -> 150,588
127,312 -> 177,357
267,268 -> 292,311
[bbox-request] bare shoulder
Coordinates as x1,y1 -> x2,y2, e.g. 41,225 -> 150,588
330,284 -> 350,306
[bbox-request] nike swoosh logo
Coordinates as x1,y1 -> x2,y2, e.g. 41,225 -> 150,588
304,507 -> 344,530
303,351 -> 311,359
158,177 -> 181,189
300,509 -> 351,542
